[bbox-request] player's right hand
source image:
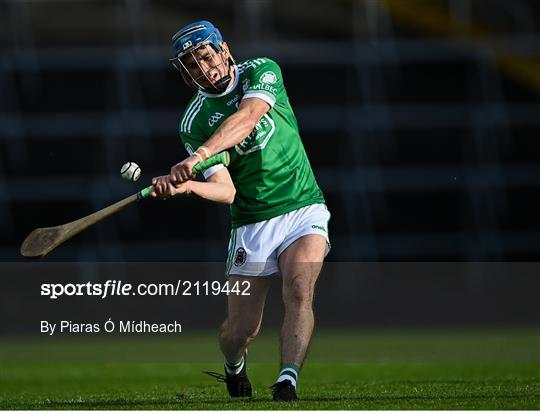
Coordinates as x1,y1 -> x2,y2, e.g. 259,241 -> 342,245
169,155 -> 200,184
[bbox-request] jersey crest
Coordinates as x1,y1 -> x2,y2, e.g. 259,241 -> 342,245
235,114 -> 275,155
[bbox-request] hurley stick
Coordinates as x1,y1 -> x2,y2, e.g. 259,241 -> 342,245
20,151 -> 230,258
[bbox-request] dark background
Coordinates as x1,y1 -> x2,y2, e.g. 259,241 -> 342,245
1,0 -> 540,263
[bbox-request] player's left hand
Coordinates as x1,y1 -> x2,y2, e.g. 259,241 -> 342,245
169,155 -> 200,184
151,175 -> 176,200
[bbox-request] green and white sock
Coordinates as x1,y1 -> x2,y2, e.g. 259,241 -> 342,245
276,363 -> 300,388
224,356 -> 244,375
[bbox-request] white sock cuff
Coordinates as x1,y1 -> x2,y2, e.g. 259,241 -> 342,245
224,356 -> 244,375
277,371 -> 297,388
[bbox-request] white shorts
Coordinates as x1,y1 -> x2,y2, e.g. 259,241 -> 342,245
225,203 -> 331,277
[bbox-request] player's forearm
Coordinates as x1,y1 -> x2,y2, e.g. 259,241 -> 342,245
183,180 -> 236,204
203,111 -> 256,154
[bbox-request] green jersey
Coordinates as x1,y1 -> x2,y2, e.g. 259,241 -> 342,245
179,57 -> 325,228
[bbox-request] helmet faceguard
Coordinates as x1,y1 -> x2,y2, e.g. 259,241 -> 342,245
170,21 -> 235,94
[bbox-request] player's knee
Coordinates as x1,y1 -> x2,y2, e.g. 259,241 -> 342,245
283,274 -> 313,307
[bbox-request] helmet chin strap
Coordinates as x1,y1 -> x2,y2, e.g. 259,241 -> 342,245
210,60 -> 232,93
212,78 -> 230,93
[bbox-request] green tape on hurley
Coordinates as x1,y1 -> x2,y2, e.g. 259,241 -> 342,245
137,151 -> 230,201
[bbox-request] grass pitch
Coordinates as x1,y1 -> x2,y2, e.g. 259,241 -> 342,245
0,329 -> 539,409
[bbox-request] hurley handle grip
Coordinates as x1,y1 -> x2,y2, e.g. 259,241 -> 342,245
137,151 -> 230,200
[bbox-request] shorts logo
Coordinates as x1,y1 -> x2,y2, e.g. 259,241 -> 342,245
185,143 -> 194,155
234,247 -> 247,266
260,71 -> 277,84
208,112 -> 224,127
311,224 -> 327,233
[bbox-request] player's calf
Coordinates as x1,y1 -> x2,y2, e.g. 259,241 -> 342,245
219,317 -> 261,361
